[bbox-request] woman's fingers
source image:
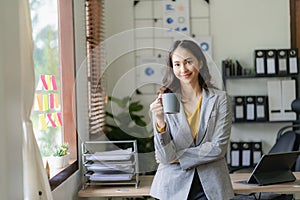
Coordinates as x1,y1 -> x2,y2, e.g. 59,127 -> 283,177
157,93 -> 162,102
150,97 -> 164,117
150,101 -> 163,113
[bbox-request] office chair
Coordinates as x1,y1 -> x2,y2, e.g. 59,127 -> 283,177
268,124 -> 299,154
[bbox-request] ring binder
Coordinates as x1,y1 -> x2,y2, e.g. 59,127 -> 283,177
251,141 -> 262,165
245,96 -> 256,121
255,50 -> 266,75
234,96 -> 245,122
266,49 -> 277,75
267,80 -> 282,121
288,48 -> 299,74
255,96 -> 268,121
277,49 -> 288,75
241,142 -> 252,167
230,142 -> 241,167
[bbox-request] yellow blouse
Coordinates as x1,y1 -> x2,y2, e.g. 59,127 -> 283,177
184,96 -> 202,139
156,96 -> 203,138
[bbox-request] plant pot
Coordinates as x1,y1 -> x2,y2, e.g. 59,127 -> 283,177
50,153 -> 70,169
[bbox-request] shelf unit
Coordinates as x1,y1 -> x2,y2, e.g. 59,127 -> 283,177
223,59 -> 300,168
222,61 -> 300,123
81,140 -> 139,189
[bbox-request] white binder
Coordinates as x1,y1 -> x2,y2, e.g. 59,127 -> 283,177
277,49 -> 288,74
246,96 -> 255,121
281,80 -> 296,120
266,50 -> 277,74
288,49 -> 298,74
267,81 -> 282,121
267,80 -> 296,121
241,142 -> 251,167
255,50 -> 266,75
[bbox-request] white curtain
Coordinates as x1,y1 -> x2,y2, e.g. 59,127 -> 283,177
21,0 -> 53,199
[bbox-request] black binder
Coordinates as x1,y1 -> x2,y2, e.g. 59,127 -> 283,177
255,50 -> 266,75
241,142 -> 252,167
234,96 -> 245,122
230,142 -> 242,167
288,48 -> 299,74
247,151 -> 300,186
266,49 -> 277,75
251,141 -> 262,165
277,49 -> 288,75
255,96 -> 268,121
245,96 -> 256,121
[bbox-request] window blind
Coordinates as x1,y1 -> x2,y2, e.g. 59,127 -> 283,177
85,0 -> 106,138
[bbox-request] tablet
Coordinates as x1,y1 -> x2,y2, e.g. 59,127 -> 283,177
247,151 -> 300,186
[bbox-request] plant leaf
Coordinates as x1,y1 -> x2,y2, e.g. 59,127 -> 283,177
135,118 -> 147,127
129,101 -> 143,112
131,115 -> 146,126
105,111 -> 113,118
109,96 -> 125,108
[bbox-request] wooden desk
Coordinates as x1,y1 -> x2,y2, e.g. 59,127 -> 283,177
78,176 -> 153,198
231,172 -> 300,194
78,173 -> 300,198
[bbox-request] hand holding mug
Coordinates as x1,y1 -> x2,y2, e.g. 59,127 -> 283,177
150,93 -> 165,127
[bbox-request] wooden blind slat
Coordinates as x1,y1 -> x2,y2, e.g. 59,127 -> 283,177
86,0 -> 106,137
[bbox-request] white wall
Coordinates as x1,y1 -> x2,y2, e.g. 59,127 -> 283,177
104,0 -> 291,154
210,0 -> 290,153
211,0 -> 290,66
52,171 -> 82,200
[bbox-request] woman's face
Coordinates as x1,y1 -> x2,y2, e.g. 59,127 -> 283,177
171,47 -> 202,86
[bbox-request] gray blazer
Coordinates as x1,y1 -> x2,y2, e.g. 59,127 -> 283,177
150,89 -> 234,200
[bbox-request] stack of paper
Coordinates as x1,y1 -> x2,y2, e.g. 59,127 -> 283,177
86,148 -> 133,161
84,148 -> 135,182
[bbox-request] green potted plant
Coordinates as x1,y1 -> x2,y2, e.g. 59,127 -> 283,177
104,96 -> 153,152
50,143 -> 70,169
104,96 -> 157,174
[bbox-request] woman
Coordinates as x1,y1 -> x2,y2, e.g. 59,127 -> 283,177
149,40 -> 234,200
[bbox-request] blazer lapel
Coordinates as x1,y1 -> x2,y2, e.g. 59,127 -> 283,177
178,100 -> 195,147
196,89 -> 216,145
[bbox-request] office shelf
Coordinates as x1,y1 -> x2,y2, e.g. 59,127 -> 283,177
224,74 -> 298,80
222,60 -> 299,123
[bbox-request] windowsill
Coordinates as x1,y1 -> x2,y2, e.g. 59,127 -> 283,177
49,158 -> 77,179
42,157 -> 78,190
49,160 -> 78,190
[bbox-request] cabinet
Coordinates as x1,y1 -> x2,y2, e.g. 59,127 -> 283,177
81,140 -> 139,188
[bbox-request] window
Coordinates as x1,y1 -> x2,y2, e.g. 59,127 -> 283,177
29,0 -> 78,190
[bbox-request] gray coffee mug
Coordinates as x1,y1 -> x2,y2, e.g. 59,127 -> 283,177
162,93 -> 180,114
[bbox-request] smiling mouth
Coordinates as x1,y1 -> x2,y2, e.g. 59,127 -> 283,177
182,73 -> 192,78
